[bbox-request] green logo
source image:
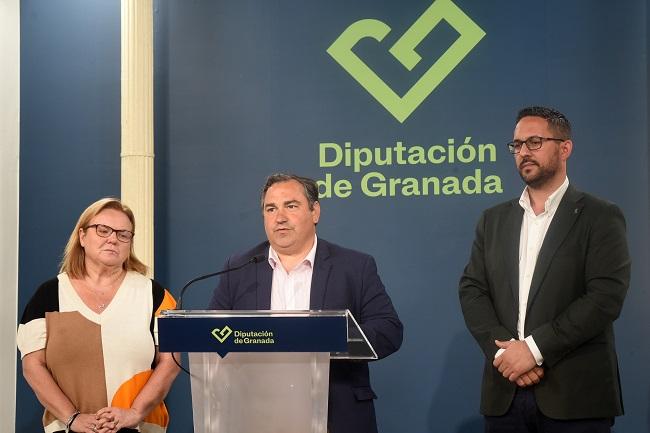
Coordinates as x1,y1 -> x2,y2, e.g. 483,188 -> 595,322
211,325 -> 233,343
327,0 -> 485,123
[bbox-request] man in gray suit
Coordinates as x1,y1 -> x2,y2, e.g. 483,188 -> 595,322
459,106 -> 630,432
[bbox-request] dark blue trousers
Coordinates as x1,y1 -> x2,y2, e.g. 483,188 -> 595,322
485,388 -> 613,433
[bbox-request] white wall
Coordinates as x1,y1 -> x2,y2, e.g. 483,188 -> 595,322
0,1 -> 20,432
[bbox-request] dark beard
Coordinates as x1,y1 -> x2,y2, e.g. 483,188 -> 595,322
518,156 -> 562,189
519,164 -> 557,188
518,147 -> 561,188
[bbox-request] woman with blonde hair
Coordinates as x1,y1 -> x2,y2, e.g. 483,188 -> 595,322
18,198 -> 179,433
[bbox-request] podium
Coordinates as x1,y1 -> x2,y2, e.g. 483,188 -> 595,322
158,310 -> 376,433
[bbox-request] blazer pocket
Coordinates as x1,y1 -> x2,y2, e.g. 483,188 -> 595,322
353,386 -> 377,401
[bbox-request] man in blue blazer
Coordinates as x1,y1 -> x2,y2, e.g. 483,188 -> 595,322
209,173 -> 403,433
459,106 -> 630,432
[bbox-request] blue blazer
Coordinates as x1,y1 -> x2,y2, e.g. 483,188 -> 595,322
209,238 -> 403,433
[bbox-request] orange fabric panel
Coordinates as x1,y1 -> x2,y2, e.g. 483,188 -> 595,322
155,290 -> 177,317
111,370 -> 169,427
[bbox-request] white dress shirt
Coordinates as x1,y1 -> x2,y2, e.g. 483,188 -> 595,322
517,177 -> 570,365
268,236 -> 318,310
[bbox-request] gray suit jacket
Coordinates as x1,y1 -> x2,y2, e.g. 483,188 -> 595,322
459,185 -> 630,419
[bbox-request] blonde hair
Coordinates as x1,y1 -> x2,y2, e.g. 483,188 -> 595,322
59,197 -> 148,278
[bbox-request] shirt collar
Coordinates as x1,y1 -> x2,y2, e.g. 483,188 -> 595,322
519,176 -> 570,215
268,235 -> 318,271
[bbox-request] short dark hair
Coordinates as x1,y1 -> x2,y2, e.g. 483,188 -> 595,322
516,106 -> 572,140
260,173 -> 319,210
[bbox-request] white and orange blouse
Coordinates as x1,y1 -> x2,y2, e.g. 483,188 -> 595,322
17,271 -> 176,433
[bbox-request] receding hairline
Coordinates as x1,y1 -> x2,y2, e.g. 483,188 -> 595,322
515,106 -> 572,140
262,180 -> 312,205
260,173 -> 319,210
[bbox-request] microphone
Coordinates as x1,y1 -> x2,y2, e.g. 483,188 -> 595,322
177,254 -> 266,309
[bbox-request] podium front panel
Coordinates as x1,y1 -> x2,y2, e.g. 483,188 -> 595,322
158,310 -> 376,433
189,352 -> 329,433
